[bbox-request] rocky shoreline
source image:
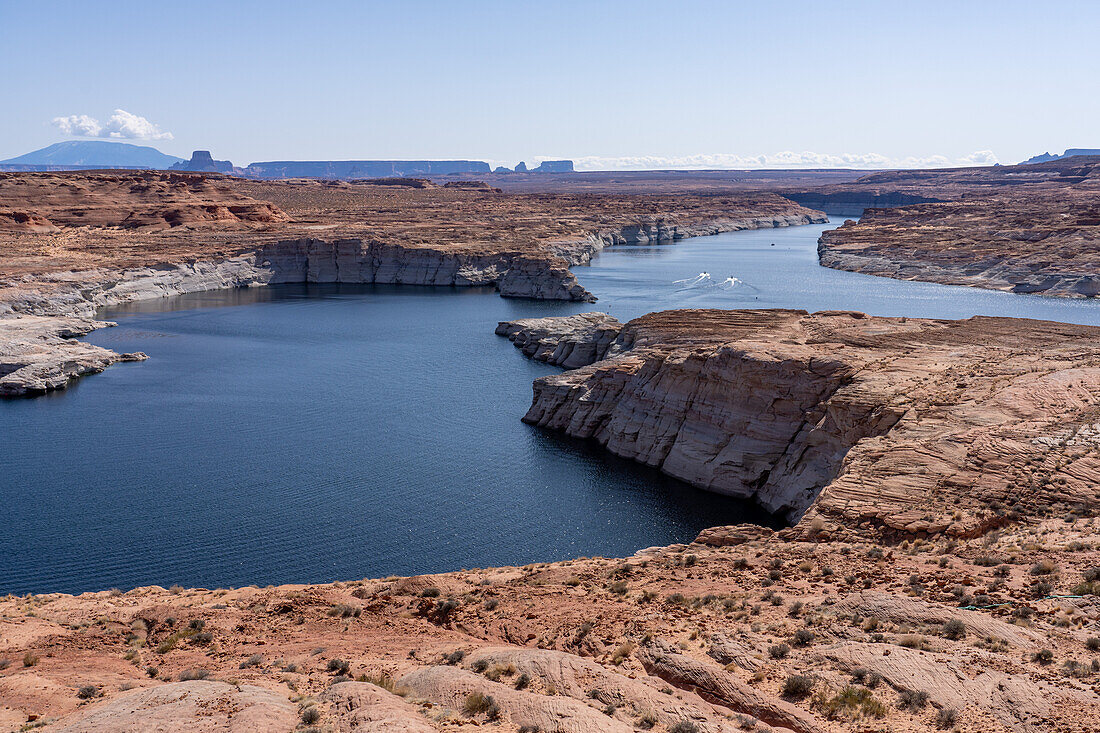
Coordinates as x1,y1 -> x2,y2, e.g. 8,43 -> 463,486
817,221 -> 1100,298
499,309 -> 1100,536
805,157 -> 1100,298
0,212 -> 822,397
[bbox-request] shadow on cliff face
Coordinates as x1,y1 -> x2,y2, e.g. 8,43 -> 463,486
527,427 -> 789,532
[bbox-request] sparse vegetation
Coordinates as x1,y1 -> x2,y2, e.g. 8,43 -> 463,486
819,685 -> 887,720
782,675 -> 814,699
942,618 -> 966,640
462,691 -> 500,719
897,688 -> 929,712
669,722 -> 700,733
936,707 -> 959,728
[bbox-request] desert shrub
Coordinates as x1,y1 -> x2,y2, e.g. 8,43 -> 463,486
897,688 -> 929,711
420,586 -> 440,598
179,668 -> 210,681
363,672 -> 400,694
611,642 -> 635,665
1087,637 -> 1100,651
782,675 -> 814,699
608,580 -> 628,595
669,722 -> 700,733
897,634 -> 927,649
77,685 -> 99,699
326,658 -> 350,675
239,654 -> 263,669
637,710 -> 658,728
850,667 -> 881,688
1032,648 -> 1054,665
462,692 -> 499,719
942,619 -> 966,640
936,707 -> 959,728
768,643 -> 790,659
820,685 -> 887,720
1030,560 -> 1057,576
484,662 -> 515,681
514,672 -> 530,690
300,705 -> 322,724
792,629 -> 815,646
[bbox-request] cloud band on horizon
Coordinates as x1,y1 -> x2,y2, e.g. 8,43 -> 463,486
51,109 -> 173,141
541,150 -> 999,171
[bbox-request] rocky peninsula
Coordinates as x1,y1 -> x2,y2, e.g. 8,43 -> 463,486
0,170 -> 823,396
500,309 -> 1100,535
809,157 -> 1100,297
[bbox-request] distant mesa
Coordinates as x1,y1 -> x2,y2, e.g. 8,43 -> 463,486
241,160 -> 491,179
169,150 -> 237,173
0,141 -> 184,171
0,142 -> 577,180
493,165 -> 513,173
503,160 -> 574,174
533,159 -> 574,173
1021,148 -> 1100,165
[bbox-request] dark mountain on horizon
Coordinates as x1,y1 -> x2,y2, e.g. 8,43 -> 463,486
169,150 -> 237,173
1021,148 -> 1100,165
0,141 -> 184,170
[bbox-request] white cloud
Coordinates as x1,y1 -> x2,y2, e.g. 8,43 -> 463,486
533,150 -> 1000,171
51,109 -> 173,141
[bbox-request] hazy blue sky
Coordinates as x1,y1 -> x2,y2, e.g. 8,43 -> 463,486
3,0 -> 1098,169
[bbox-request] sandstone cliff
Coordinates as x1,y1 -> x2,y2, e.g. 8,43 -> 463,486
0,172 -> 824,396
501,309 -> 1100,538
801,157 -> 1100,296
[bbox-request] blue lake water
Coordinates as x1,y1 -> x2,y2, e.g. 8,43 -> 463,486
3,220 -> 1099,595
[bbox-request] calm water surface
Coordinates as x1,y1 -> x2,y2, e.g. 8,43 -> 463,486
4,221 -> 1099,594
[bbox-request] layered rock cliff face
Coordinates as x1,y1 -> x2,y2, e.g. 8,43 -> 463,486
783,190 -> 942,216
500,309 -> 1100,537
0,171 -> 824,395
818,200 -> 1100,297
803,157 -> 1100,297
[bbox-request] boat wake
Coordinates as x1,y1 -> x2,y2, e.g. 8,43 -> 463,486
673,272 -> 756,292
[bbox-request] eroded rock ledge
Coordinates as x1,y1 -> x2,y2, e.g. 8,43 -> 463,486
499,309 -> 1100,539
7,514 -> 1100,732
808,157 -> 1100,297
0,171 -> 823,396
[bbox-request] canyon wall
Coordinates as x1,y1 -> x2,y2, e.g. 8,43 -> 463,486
818,204 -> 1100,298
500,309 -> 1100,537
784,191 -> 942,217
0,212 -> 824,396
